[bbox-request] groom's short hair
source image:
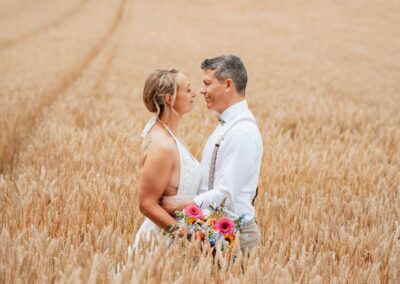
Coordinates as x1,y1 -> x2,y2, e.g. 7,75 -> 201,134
201,54 -> 248,96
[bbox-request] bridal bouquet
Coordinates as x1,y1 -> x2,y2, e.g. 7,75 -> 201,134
168,199 -> 246,250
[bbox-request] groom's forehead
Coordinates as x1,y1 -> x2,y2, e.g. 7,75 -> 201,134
203,69 -> 216,80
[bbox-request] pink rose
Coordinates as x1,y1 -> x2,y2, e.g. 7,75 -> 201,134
215,217 -> 235,235
184,204 -> 204,219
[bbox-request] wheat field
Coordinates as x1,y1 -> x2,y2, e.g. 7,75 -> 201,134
0,0 -> 399,283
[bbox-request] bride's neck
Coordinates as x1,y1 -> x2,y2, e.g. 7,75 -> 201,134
159,111 -> 181,134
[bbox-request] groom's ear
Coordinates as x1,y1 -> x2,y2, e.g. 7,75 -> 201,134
225,79 -> 234,92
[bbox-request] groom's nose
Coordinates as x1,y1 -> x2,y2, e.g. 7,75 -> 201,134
200,87 -> 207,95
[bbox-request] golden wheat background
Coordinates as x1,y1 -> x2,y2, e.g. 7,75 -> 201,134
1,0 -> 399,283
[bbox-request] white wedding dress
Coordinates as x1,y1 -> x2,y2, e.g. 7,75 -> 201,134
130,116 -> 202,251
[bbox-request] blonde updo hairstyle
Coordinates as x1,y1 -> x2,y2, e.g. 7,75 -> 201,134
143,68 -> 179,121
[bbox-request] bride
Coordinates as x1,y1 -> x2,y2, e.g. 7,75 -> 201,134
130,68 -> 202,250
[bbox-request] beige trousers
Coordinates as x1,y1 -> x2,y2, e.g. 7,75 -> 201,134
239,218 -> 259,253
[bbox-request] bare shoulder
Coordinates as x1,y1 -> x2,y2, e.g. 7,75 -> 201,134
143,126 -> 177,162
148,138 -> 176,155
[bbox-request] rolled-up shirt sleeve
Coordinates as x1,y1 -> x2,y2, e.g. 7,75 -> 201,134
194,129 -> 257,209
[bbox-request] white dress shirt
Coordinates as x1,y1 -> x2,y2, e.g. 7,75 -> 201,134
194,100 -> 263,221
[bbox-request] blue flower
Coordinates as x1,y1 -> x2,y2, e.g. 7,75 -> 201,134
239,214 -> 248,227
209,237 -> 216,247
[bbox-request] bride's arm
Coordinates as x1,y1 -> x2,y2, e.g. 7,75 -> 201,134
160,197 -> 194,214
138,141 -> 178,230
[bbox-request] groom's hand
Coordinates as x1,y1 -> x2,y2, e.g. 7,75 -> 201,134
160,196 -> 178,214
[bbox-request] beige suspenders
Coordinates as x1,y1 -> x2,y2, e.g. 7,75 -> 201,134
208,117 -> 257,191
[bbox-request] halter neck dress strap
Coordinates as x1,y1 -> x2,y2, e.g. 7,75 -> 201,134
141,116 -> 158,146
160,122 -> 179,141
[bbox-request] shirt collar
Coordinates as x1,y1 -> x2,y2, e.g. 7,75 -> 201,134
219,100 -> 248,124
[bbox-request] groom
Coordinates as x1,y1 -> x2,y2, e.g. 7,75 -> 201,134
161,54 -> 263,252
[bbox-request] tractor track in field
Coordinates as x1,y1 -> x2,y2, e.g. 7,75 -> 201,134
93,44 -> 119,91
0,0 -> 90,49
7,0 -> 129,174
